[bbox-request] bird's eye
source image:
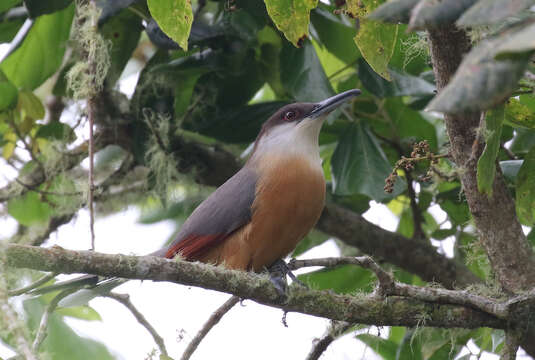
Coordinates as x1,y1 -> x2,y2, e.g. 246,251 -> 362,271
283,111 -> 296,121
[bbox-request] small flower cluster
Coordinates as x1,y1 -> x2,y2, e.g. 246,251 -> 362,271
384,140 -> 445,193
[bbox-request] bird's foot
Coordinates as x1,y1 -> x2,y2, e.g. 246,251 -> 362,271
267,259 -> 308,299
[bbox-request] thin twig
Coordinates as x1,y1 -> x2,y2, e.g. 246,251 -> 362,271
7,117 -> 46,176
84,0 -> 98,250
306,321 -> 353,360
104,292 -> 168,357
32,288 -> 79,351
15,178 -> 83,197
289,256 -> 507,318
405,171 -> 425,241
500,143 -> 518,160
181,295 -> 240,360
8,272 -> 57,296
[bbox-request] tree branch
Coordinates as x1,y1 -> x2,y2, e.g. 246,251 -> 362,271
428,26 -> 535,294
104,292 -> 168,357
305,321 -> 353,360
6,244 -> 505,330
180,295 -> 239,360
316,203 -> 480,288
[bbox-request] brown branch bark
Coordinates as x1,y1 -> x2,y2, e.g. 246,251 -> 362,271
6,244 -> 505,330
427,26 -> 535,294
427,25 -> 535,358
305,321 -> 353,360
316,203 -> 480,288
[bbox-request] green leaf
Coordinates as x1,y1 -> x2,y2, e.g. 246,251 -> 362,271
310,7 -> 359,64
427,30 -> 531,114
263,0 -> 318,47
24,0 -> 73,18
0,3 -> 74,90
504,97 -> 535,129
396,330 -> 423,360
24,298 -> 114,360
368,0 -> 419,23
357,334 -> 398,360
408,0 -> 476,31
191,101 -> 289,143
0,0 -> 20,13
431,227 -> 456,240
147,0 -> 193,51
55,306 -> 102,321
331,122 -> 405,201
7,191 -> 52,226
100,8 -> 143,86
280,39 -> 334,102
500,160 -> 523,181
0,16 -> 25,43
457,0 -> 535,27
495,22 -> 535,58
516,145 -> 535,225
298,265 -> 374,294
349,0 -> 398,80
0,69 -> 18,111
35,122 -> 75,141
18,90 -> 44,119
358,58 -> 436,98
477,106 -> 505,196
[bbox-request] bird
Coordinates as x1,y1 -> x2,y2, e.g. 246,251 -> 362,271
29,89 -> 361,300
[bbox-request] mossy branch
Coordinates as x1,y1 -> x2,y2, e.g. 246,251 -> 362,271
6,244 -> 506,330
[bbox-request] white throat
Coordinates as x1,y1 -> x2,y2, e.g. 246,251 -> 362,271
251,116 -> 324,167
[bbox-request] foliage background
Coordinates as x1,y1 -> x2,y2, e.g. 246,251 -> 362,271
1,0 -> 535,359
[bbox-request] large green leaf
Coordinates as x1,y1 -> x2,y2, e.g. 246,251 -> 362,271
263,0 -> 318,47
357,334 -> 398,360
495,22 -> 535,58
190,101 -> 289,143
348,0 -> 398,80
331,122 -> 405,201
477,106 -> 505,196
457,0 -> 535,27
297,265 -> 374,294
408,0 -> 476,30
280,39 -> 334,102
0,69 -> 18,111
0,0 -> 20,13
427,29 -> 531,113
504,97 -> 535,129
0,3 -> 74,90
147,0 -> 193,51
0,16 -> 25,43
24,0 -> 73,18
358,58 -> 435,98
100,8 -> 142,86
7,191 -> 52,226
310,7 -> 359,64
516,145 -> 535,225
24,299 -> 114,360
368,0 -> 419,23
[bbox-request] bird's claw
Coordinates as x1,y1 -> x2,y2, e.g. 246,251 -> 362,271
267,259 -> 308,299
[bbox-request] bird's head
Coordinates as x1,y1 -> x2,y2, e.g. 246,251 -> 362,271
250,89 -> 361,162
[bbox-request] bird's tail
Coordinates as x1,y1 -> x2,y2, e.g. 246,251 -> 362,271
28,275 -> 127,307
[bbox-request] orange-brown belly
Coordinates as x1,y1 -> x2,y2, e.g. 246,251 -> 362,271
199,156 -> 325,271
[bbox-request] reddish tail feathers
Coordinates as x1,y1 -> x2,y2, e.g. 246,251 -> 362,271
164,234 -> 224,260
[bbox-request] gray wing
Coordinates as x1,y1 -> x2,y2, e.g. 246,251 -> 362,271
157,166 -> 258,259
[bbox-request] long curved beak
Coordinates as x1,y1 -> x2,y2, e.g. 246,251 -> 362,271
309,89 -> 361,119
